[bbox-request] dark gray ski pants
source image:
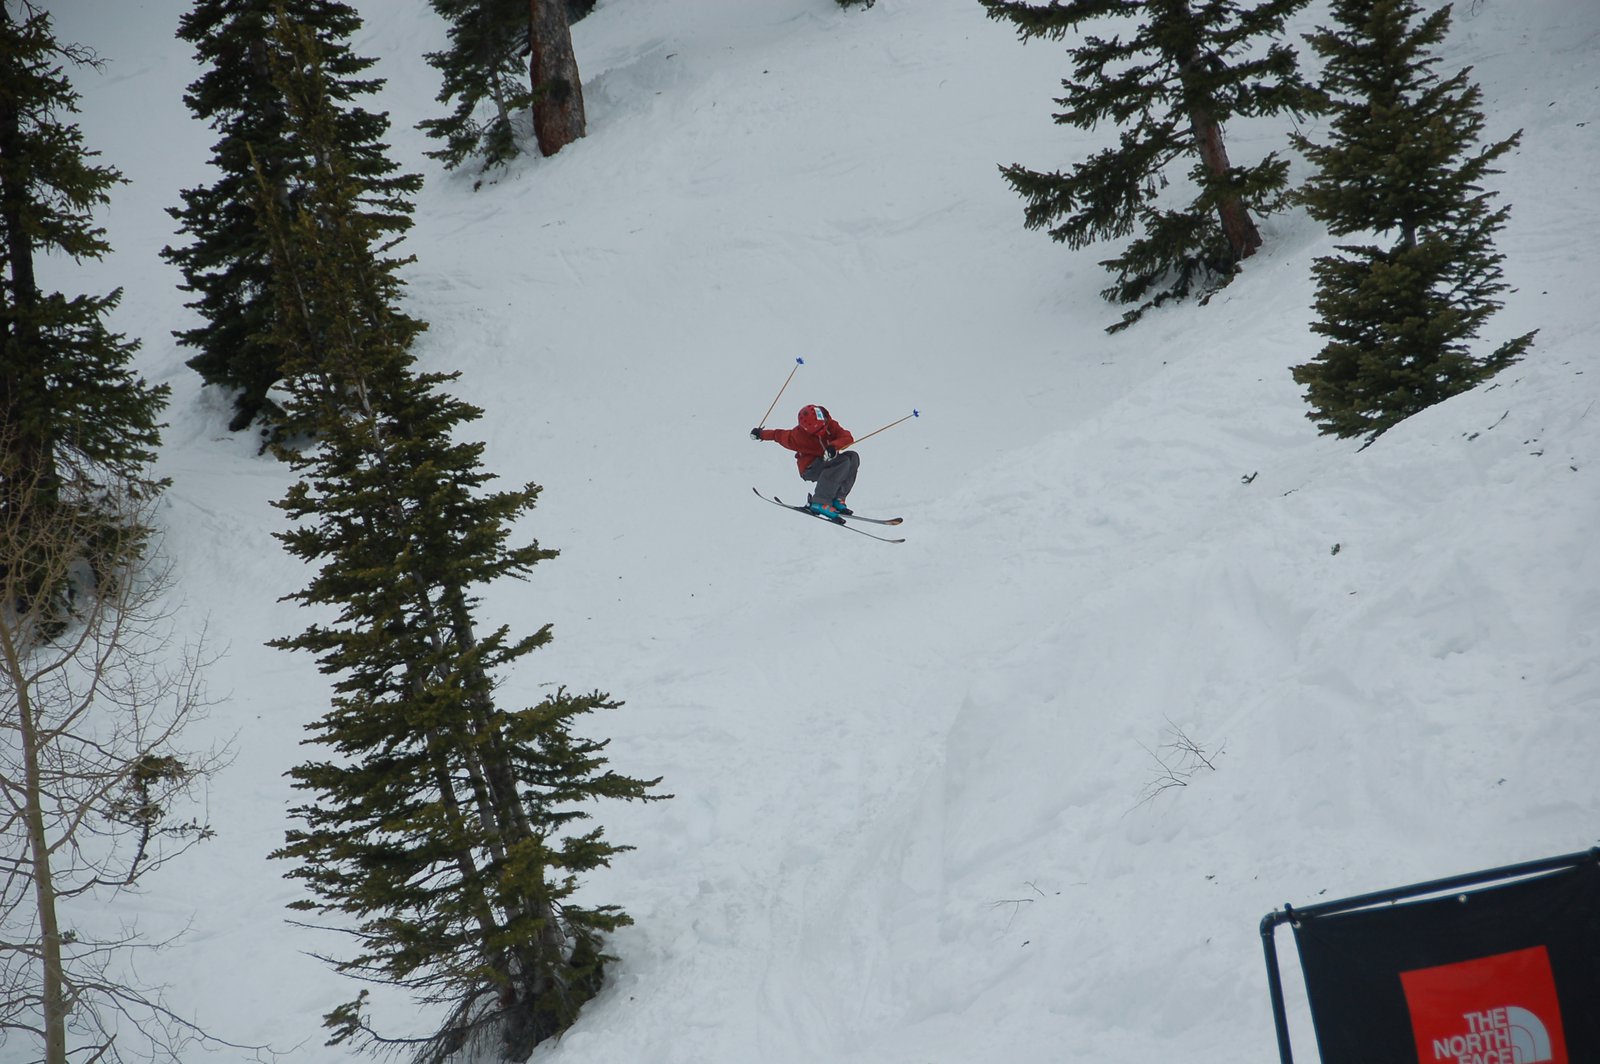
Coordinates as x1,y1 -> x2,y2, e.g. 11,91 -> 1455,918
801,450 -> 859,506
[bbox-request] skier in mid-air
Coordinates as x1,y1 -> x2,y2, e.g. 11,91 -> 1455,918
751,404 -> 857,520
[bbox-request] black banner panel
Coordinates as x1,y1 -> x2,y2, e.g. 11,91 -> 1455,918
1291,862 -> 1600,1064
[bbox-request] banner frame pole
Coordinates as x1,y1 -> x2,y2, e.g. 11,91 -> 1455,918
1261,909 -> 1298,1064
1273,847 -> 1600,925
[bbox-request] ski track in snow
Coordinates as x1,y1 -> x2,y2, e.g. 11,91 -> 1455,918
22,0 -> 1600,1061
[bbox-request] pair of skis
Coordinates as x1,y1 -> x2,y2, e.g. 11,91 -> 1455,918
752,487 -> 906,543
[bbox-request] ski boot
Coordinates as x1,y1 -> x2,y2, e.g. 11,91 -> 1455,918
807,500 -> 845,523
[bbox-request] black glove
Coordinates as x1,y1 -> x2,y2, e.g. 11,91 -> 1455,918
750,427 -> 763,441
823,445 -> 838,460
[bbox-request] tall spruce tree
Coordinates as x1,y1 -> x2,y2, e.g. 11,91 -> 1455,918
980,0 -> 1315,331
257,19 -> 662,1062
163,0 -> 417,433
421,0 -> 585,172
1290,0 -> 1534,440
0,0 -> 167,596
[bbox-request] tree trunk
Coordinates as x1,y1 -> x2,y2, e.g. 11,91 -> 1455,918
1,626 -> 69,1064
1170,0 -> 1262,266
527,0 -> 585,157
1188,102 -> 1262,261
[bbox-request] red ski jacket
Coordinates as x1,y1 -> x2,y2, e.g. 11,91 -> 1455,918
758,404 -> 856,473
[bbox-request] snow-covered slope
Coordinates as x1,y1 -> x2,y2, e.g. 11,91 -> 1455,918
31,0 -> 1600,1061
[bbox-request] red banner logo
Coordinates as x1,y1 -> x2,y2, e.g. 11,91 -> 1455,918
1400,945 -> 1566,1064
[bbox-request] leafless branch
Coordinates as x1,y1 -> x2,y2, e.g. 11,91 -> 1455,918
0,448 -> 244,1062
1134,717 -> 1225,809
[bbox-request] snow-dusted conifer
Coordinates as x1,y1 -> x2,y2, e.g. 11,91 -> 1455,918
1290,0 -> 1535,440
979,0 -> 1314,331
0,1 -> 167,595
256,17 -> 663,1061
164,0 -> 416,433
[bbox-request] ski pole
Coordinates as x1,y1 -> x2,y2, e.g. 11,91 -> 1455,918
757,357 -> 805,429
843,409 -> 919,450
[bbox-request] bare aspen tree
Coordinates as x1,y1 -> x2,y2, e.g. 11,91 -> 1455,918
0,455 -> 235,1064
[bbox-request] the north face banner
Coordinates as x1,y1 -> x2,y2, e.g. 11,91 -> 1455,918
1400,946 -> 1566,1064
1289,860 -> 1600,1064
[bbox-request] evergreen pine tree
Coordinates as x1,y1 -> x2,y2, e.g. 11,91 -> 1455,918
980,0 -> 1315,331
256,19 -> 663,1061
420,0 -> 532,171
422,0 -> 585,172
1290,0 -> 1534,440
163,0 -> 418,434
0,0 -> 167,594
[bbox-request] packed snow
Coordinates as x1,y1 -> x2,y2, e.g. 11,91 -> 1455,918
25,0 -> 1600,1061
